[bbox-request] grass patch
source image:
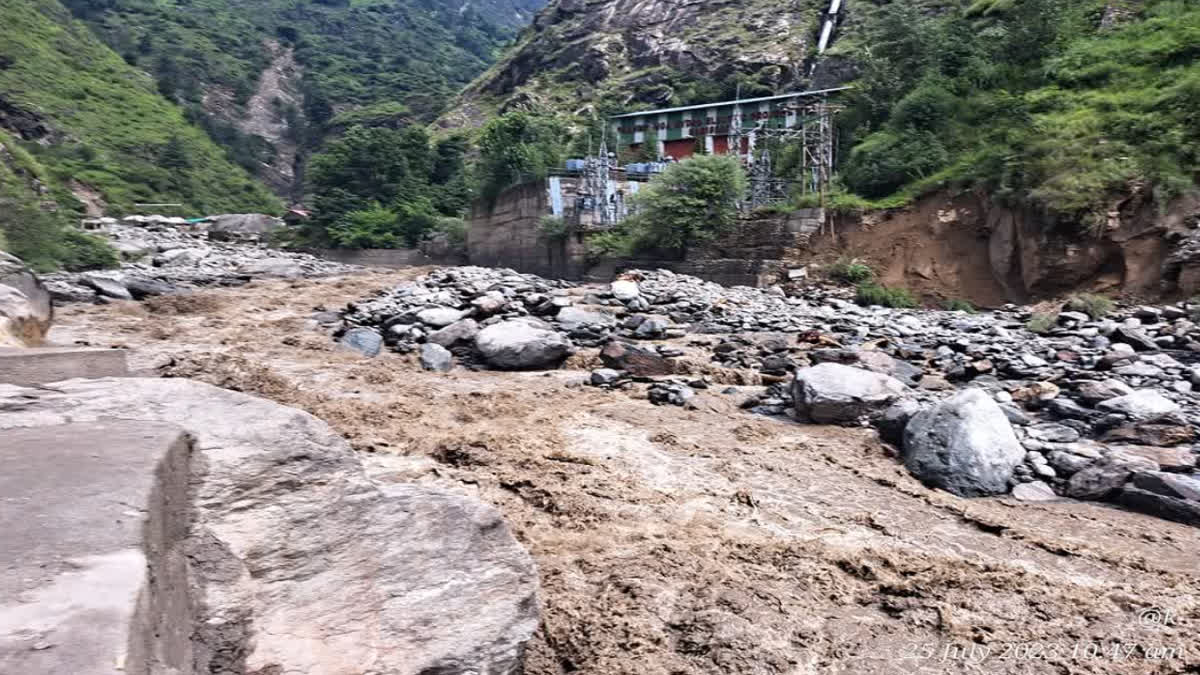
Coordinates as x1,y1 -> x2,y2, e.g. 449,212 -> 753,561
1026,312 -> 1059,334
942,298 -> 976,312
1065,293 -> 1114,319
855,282 -> 918,308
828,257 -> 875,284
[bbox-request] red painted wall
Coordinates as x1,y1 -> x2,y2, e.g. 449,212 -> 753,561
663,139 -> 695,160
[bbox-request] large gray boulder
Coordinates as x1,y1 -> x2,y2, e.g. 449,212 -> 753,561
419,342 -> 454,372
417,306 -> 466,328
82,273 -> 132,300
599,340 -> 674,376
339,327 -> 383,357
208,213 -> 284,237
237,258 -> 304,279
556,305 -> 615,330
0,251 -> 52,346
792,362 -> 906,423
0,378 -> 540,675
475,319 -> 572,369
427,318 -> 480,348
1096,389 -> 1180,422
1065,452 -> 1157,500
902,389 -> 1025,497
154,247 -> 210,267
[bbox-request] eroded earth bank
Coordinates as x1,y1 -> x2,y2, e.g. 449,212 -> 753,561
43,262 -> 1200,675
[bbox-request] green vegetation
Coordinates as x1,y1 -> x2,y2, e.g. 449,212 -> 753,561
581,155 -> 747,258
69,0 -> 522,153
584,228 -> 636,262
432,216 -> 468,253
1026,312 -> 1060,334
539,215 -> 569,241
300,125 -> 470,248
476,111 -> 566,201
828,257 -> 875,284
855,282 -> 918,308
1065,292 -> 1115,319
0,0 -> 280,221
0,129 -> 118,271
1064,293 -> 1114,319
55,0 -> 531,208
840,0 -> 1200,227
623,154 -> 746,255
942,298 -> 977,313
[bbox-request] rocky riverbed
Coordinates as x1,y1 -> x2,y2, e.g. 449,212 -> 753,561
43,221 -> 360,303
338,266 -> 1200,526
50,271 -> 1200,675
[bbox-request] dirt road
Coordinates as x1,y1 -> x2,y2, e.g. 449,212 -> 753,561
52,273 -> 1200,674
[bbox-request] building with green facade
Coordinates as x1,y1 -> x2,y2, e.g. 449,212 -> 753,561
610,87 -> 849,162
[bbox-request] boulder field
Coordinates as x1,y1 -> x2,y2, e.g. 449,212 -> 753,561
338,266 -> 1200,525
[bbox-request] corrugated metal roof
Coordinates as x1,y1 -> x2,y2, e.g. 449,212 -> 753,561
610,87 -> 851,119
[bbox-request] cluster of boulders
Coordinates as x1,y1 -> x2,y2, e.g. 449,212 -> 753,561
340,267 -> 692,369
44,221 -> 359,303
340,266 -> 1200,526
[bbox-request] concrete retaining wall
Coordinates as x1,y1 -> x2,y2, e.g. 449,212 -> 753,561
468,181 -> 589,278
467,177 -> 824,286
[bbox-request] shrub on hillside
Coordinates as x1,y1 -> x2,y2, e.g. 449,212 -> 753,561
59,229 -> 119,271
327,203 -> 404,248
1026,312 -> 1059,334
828,258 -> 875,284
624,154 -> 747,255
942,298 -> 976,313
304,125 -> 455,247
1065,293 -> 1113,319
538,215 -> 568,241
855,282 -> 918,308
0,197 -> 117,272
477,111 -> 565,201
584,229 -> 636,263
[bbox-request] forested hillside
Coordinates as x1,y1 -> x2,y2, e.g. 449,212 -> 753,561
69,0 -> 543,197
0,0 -> 281,269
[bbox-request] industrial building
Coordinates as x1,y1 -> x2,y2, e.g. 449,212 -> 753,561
609,87 -> 848,162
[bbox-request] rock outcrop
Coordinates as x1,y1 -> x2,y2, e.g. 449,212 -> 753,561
442,0 -> 821,128
0,378 -> 540,674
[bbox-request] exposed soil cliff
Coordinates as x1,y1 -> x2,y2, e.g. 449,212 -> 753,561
813,191 -> 1200,306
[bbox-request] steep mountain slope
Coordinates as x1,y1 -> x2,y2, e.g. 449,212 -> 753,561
70,0 -> 546,198
440,0 -> 833,128
0,0 -> 281,267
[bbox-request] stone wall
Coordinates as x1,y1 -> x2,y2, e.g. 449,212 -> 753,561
588,211 -> 823,286
467,177 -> 823,286
468,180 -> 590,278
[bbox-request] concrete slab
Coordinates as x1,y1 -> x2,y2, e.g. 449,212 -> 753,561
0,347 -> 128,386
0,421 -> 184,675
